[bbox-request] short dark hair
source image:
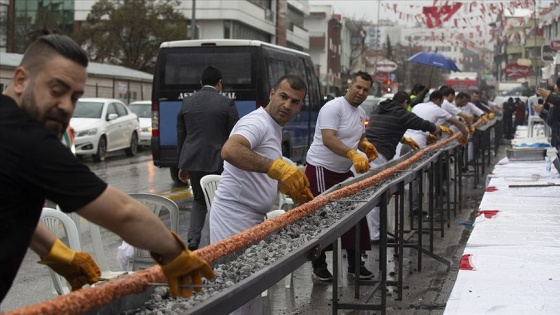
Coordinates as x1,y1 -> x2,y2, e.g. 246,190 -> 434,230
429,90 -> 443,101
411,83 -> 426,95
201,65 -> 222,86
351,71 -> 373,84
274,74 -> 307,96
440,86 -> 455,97
21,29 -> 88,73
393,91 -> 411,104
456,92 -> 469,100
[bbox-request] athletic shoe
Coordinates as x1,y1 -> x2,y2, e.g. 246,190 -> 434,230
312,266 -> 333,281
348,263 -> 374,279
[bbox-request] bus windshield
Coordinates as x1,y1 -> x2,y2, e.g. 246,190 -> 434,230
163,50 -> 253,88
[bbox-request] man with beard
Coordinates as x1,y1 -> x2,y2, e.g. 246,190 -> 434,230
209,74 -> 313,314
0,30 -> 213,303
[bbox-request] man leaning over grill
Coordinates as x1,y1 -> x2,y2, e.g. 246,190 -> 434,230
304,71 -> 378,281
0,29 -> 213,303
209,74 -> 313,314
364,91 -> 452,243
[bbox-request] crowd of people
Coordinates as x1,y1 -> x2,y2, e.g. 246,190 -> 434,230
10,30 -> 556,315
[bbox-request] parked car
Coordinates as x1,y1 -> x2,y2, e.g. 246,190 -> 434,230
70,98 -> 140,162
127,100 -> 152,149
359,95 -> 387,127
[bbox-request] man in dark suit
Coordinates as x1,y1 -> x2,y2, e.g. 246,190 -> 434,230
176,66 -> 239,250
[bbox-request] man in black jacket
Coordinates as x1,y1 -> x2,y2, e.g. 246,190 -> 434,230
176,66 -> 239,250
364,91 -> 451,243
502,97 -> 516,139
471,91 -> 492,113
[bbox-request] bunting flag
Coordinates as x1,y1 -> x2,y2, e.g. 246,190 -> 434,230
422,3 -> 463,28
377,0 -> 557,49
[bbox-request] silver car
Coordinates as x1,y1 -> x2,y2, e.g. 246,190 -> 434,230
127,101 -> 152,148
71,98 -> 140,162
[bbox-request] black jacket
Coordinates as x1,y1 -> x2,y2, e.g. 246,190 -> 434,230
365,99 -> 437,160
544,93 -> 560,148
176,86 -> 239,172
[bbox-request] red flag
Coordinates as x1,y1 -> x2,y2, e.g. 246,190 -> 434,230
422,3 -> 463,28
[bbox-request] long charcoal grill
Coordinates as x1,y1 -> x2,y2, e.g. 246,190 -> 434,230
88,145 -> 453,315
9,131 -> 467,315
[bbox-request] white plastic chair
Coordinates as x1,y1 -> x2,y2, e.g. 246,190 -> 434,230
56,205 -> 82,244
127,193 -> 180,271
200,174 -> 294,291
200,174 -> 222,211
41,207 -> 81,295
56,205 -> 126,279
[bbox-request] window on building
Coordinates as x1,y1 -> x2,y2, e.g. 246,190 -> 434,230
0,3 -> 7,51
13,0 -> 75,53
228,20 -> 270,42
287,4 -> 304,31
224,20 -> 231,38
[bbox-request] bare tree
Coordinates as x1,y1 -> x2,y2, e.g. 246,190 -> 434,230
76,0 -> 187,73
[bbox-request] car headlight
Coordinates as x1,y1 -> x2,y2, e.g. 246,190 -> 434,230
76,128 -> 98,137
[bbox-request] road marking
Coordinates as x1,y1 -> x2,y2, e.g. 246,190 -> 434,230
157,187 -> 193,201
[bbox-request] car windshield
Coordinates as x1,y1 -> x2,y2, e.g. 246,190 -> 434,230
73,101 -> 104,118
128,103 -> 151,118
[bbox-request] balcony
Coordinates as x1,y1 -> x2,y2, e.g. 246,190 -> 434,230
287,23 -> 309,49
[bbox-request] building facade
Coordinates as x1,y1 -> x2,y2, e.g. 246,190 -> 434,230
5,0 -> 310,53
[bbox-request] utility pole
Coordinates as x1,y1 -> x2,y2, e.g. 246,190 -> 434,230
534,0 -> 538,87
191,0 -> 197,40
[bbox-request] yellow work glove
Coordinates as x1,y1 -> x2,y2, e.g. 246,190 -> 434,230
488,112 -> 495,120
469,125 -> 476,135
358,139 -> 378,162
459,133 -> 469,146
426,133 -> 438,145
401,137 -> 420,150
346,149 -> 370,174
151,232 -> 214,298
38,238 -> 101,291
267,158 -> 314,203
438,125 -> 453,136
479,114 -> 488,124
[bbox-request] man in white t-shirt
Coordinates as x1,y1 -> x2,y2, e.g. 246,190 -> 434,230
401,90 -> 468,215
402,90 -> 468,150
305,71 -> 379,281
209,74 -> 313,315
456,92 -> 488,124
440,87 -> 473,134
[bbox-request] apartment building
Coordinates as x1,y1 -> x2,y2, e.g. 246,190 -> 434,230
5,0 -> 310,53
